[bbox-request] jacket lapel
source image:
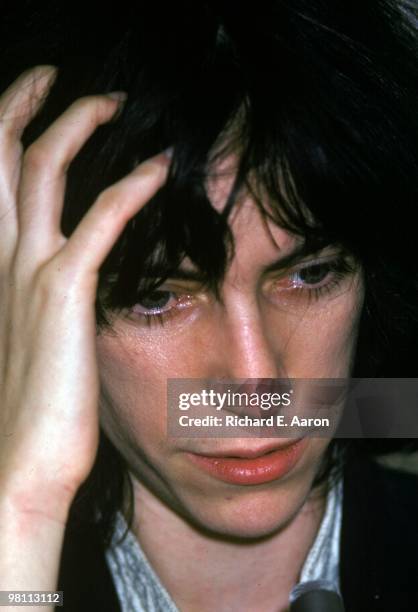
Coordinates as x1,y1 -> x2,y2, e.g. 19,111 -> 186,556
340,452 -> 418,611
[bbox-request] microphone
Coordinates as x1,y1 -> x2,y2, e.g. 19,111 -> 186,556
289,580 -> 345,611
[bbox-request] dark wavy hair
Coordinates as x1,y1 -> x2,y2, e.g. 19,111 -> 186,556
2,0 -> 418,543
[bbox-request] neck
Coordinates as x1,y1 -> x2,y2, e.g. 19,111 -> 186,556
126,482 -> 327,612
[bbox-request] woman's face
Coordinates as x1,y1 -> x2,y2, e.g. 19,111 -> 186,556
96,159 -> 364,538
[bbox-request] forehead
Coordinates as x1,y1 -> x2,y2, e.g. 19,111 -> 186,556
204,153 -> 298,256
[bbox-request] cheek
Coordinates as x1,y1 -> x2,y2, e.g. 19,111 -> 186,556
267,282 -> 364,377
97,335 -> 164,441
95,329 -> 204,449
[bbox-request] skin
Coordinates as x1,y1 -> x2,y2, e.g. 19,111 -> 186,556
97,162 -> 364,610
0,67 -> 169,609
0,66 -> 363,611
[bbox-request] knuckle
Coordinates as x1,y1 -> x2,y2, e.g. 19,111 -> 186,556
33,262 -> 74,304
23,141 -> 50,171
95,186 -> 122,216
39,252 -> 95,290
36,256 -> 70,288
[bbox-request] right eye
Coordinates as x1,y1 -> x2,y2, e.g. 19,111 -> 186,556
133,290 -> 177,315
130,289 -> 195,326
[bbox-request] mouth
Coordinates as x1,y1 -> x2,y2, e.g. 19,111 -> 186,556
185,438 -> 307,485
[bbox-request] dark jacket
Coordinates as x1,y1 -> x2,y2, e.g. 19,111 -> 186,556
57,454 -> 418,611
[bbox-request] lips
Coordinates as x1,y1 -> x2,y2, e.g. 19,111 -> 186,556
192,440 -> 300,459
185,438 -> 307,485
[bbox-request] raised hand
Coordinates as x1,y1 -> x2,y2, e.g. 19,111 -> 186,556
0,66 -> 169,599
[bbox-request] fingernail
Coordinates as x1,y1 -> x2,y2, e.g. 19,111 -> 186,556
107,92 -> 127,122
164,146 -> 174,159
107,91 -> 128,102
37,65 -> 58,85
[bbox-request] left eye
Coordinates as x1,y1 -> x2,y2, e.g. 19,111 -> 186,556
291,262 -> 333,287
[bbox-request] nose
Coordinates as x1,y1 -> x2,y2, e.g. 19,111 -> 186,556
209,302 -> 286,380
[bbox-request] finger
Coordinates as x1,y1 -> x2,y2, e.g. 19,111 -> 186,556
0,65 -> 57,140
0,66 -> 57,251
57,152 -> 170,277
16,93 -> 126,258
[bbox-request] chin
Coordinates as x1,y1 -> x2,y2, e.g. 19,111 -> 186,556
201,517 -> 295,541
179,487 -> 308,541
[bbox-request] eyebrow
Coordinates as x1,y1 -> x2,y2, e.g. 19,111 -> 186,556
262,241 -> 333,274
